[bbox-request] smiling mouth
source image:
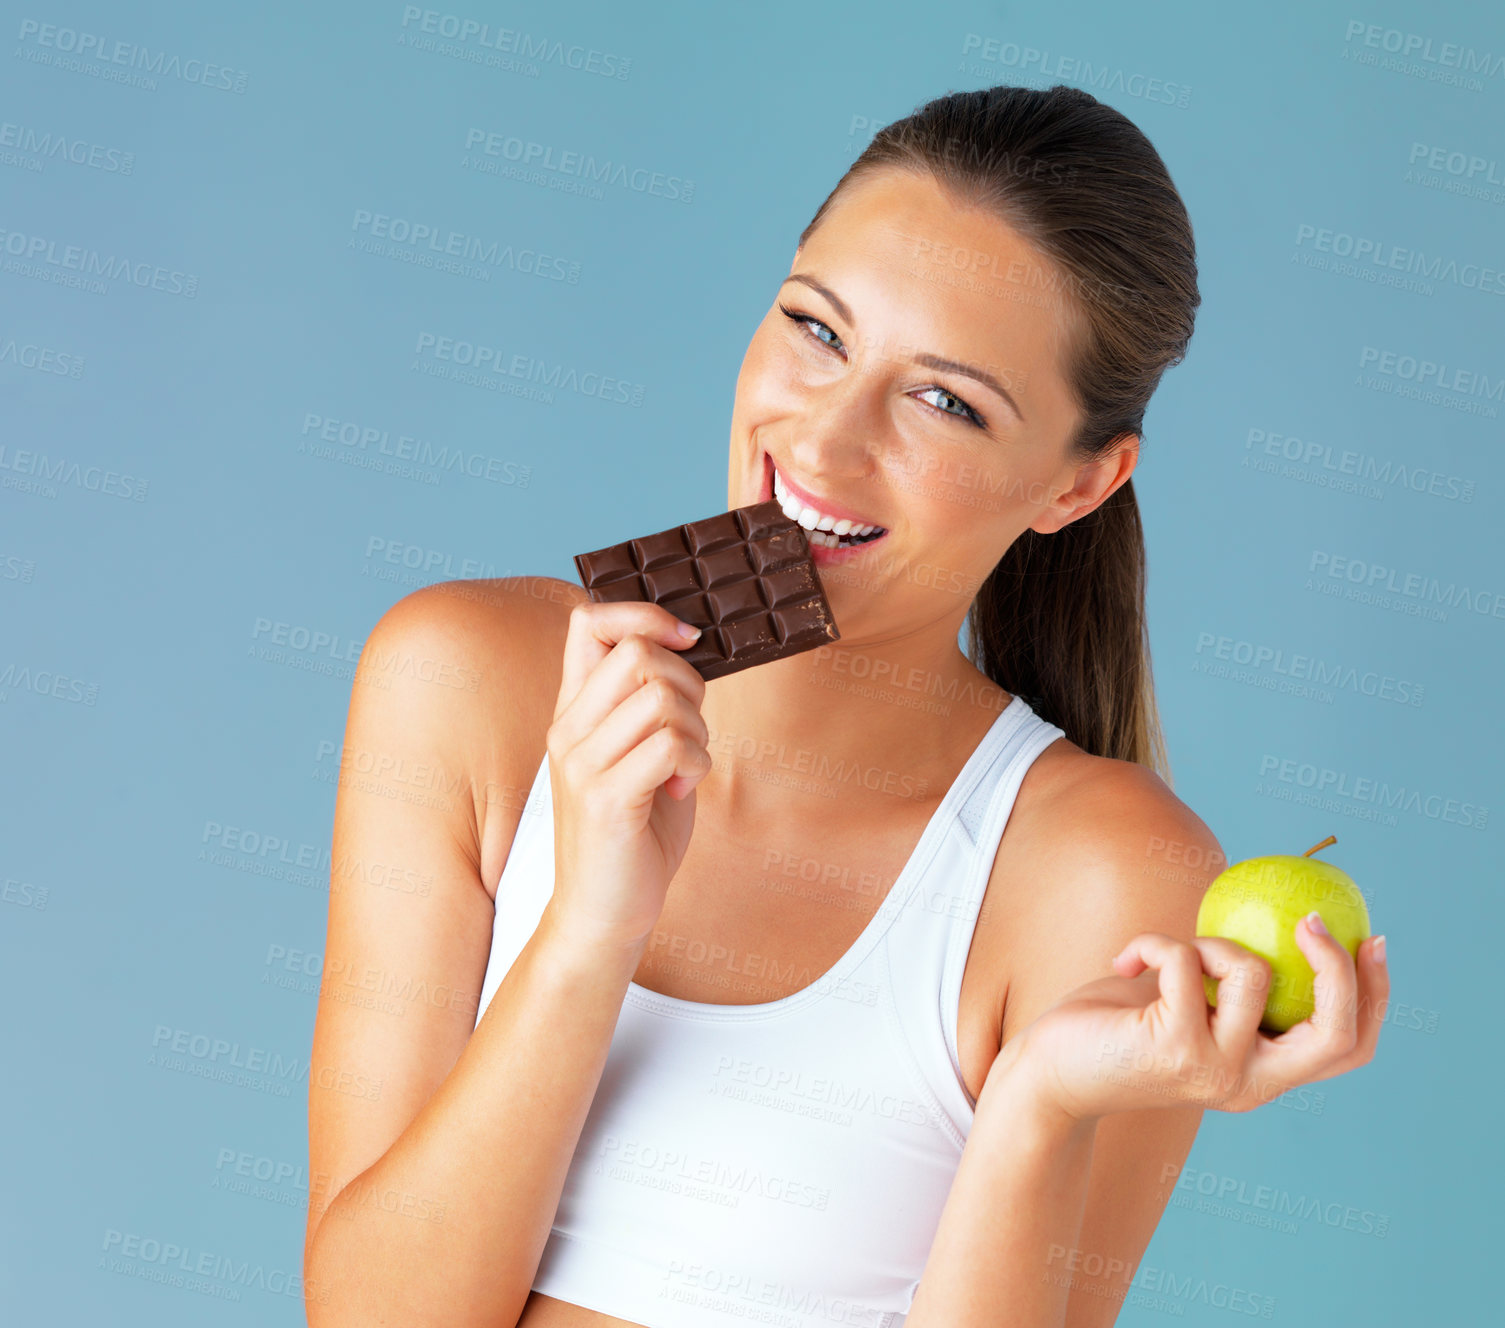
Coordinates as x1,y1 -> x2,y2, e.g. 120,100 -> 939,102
767,459 -> 889,551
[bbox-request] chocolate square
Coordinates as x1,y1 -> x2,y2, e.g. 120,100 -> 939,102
573,500 -> 841,680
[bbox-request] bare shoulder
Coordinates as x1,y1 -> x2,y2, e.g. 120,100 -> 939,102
360,573 -> 586,750
305,574 -> 588,1267
374,572 -> 587,656
1012,742 -> 1224,893
989,740 -> 1227,1043
361,574 -> 590,893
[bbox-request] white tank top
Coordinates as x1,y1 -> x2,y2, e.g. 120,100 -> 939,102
473,694 -> 1066,1328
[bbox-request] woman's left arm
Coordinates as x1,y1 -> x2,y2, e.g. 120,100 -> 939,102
906,1034 -> 1200,1328
904,764 -> 1388,1328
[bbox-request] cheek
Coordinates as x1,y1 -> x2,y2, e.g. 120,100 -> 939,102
738,334 -> 812,415
884,452 -> 1038,544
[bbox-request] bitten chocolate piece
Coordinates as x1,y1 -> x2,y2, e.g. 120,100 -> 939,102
573,500 -> 841,680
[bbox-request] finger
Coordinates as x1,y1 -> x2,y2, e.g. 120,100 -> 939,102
1113,932 -> 1207,1042
1193,937 -> 1273,1063
1295,911 -> 1363,1049
1250,913 -> 1363,1083
571,677 -> 710,779
555,601 -> 703,722
612,724 -> 713,814
554,627 -> 706,753
1301,933 -> 1390,1084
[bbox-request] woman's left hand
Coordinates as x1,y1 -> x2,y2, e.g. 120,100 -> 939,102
996,917 -> 1389,1123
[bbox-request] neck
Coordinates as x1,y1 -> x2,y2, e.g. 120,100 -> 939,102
697,616 -> 1012,822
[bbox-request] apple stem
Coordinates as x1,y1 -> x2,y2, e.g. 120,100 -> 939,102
1302,834 -> 1337,858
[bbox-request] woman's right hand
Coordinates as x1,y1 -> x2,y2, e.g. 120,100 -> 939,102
545,600 -> 714,952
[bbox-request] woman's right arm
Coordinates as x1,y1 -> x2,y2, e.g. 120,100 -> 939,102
303,582 -> 712,1328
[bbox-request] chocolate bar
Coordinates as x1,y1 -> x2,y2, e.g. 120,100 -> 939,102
573,500 -> 841,680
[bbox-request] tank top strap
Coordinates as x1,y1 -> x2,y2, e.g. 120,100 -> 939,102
939,704 -> 1066,1098
878,700 -> 1066,1126
504,750 -> 553,880
473,751 -> 555,1030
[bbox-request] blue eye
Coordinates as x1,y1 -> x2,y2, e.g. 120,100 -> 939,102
777,302 -> 987,429
779,303 -> 845,351
914,386 -> 984,425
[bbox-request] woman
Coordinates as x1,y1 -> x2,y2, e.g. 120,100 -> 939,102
303,85 -> 1388,1328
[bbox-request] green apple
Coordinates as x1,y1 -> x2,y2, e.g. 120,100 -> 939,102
1196,835 -> 1371,1034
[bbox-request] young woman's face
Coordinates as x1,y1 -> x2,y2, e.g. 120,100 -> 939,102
728,167 -> 1129,641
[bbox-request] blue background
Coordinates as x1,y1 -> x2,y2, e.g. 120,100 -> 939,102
3,0 -> 1500,1322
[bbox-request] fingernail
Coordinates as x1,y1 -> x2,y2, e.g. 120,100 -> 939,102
677,621 -> 702,640
1304,910 -> 1328,937
1372,935 -> 1386,965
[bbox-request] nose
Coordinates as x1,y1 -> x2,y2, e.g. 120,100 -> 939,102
784,366 -> 882,481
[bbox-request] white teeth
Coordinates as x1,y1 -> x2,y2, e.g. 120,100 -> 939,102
771,463 -> 883,539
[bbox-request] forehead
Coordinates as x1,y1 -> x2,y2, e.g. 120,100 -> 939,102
797,169 -> 1080,418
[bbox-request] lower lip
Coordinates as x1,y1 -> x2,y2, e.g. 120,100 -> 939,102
807,535 -> 888,568
760,451 -> 889,567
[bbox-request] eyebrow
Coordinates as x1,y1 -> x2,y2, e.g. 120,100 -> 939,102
780,273 -> 1026,424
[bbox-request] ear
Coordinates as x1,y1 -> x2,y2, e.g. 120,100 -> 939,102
1028,435 -> 1140,536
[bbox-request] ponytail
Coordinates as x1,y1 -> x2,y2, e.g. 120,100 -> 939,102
966,475 -> 1171,782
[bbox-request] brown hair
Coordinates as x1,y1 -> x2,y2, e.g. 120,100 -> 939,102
797,85 -> 1200,784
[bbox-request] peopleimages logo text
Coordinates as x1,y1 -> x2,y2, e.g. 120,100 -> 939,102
0,226 -> 197,295
1308,552 -> 1505,618
399,7 -> 631,78
1258,756 -> 1487,830
0,121 -> 134,173
15,20 -> 249,91
1359,345 -> 1503,404
1343,20 -> 1505,81
412,332 -> 645,406
461,128 -> 694,202
1294,224 -> 1505,296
